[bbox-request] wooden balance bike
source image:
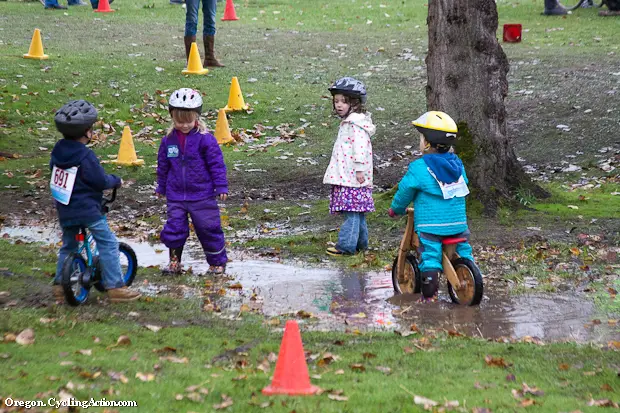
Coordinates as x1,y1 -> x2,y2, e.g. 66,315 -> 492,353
391,209 -> 483,306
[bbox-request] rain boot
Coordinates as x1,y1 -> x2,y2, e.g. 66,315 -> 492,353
162,247 -> 184,275
543,0 -> 568,15
421,271 -> 440,299
203,35 -> 224,67
108,287 -> 141,303
184,35 -> 196,61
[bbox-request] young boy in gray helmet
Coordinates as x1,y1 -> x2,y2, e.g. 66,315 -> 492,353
50,100 -> 141,304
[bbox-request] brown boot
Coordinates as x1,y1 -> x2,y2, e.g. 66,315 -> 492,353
184,35 -> 196,60
108,287 -> 141,303
52,285 -> 64,304
203,35 -> 224,67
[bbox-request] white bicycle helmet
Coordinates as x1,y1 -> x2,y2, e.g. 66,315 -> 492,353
168,88 -> 203,114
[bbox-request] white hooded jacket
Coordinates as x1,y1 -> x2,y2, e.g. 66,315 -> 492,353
323,112 -> 376,188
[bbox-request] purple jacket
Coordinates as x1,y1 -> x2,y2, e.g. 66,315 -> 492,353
156,129 -> 228,201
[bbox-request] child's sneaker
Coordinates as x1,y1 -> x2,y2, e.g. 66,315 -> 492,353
207,265 -> 226,275
326,247 -> 350,257
108,287 -> 141,303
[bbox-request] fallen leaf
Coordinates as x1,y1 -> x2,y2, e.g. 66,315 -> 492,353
522,383 -> 544,397
588,398 -> 619,407
362,352 -> 377,359
559,363 -> 570,370
213,395 -> 234,410
144,325 -> 162,333
135,372 -> 155,382
334,369 -> 345,375
160,356 -> 188,364
414,395 -> 438,408
485,355 -> 511,368
15,328 -> 35,345
376,366 -> 391,374
77,349 -> 92,356
328,394 -> 349,401
506,374 -> 516,382
350,363 -> 366,372
108,335 -> 131,349
520,398 -> 536,407
153,346 -> 177,353
600,383 -> 613,392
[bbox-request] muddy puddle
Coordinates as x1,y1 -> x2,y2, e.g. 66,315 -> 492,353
2,224 -> 618,343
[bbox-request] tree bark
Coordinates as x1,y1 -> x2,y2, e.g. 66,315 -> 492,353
426,0 -> 541,213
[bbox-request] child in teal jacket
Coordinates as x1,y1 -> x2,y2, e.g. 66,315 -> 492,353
389,111 -> 475,301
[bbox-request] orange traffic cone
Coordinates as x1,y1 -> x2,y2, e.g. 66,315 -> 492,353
221,0 -> 239,21
262,320 -> 319,396
111,126 -> 145,166
214,109 -> 234,144
222,77 -> 248,111
182,42 -> 209,75
23,29 -> 49,60
94,0 -> 115,12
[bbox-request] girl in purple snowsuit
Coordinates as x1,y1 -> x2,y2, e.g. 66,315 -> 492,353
156,88 -> 228,275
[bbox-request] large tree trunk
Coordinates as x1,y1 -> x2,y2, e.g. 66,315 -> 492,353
426,0 -> 542,213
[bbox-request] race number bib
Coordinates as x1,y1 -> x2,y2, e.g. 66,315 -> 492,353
50,165 -> 78,205
427,168 -> 470,200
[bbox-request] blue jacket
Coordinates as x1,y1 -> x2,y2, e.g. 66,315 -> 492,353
50,139 -> 121,225
156,129 -> 228,201
390,153 -> 469,236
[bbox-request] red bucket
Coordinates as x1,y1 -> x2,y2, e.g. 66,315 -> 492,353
503,24 -> 522,43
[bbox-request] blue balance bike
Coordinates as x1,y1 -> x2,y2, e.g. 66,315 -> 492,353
60,188 -> 137,306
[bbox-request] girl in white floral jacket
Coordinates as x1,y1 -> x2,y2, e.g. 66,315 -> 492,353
323,77 -> 376,256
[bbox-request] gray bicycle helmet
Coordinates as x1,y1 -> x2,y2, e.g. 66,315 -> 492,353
328,77 -> 367,104
54,100 -> 98,139
168,88 -> 203,114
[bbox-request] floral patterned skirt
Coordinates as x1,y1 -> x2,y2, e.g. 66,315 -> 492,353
329,185 -> 375,214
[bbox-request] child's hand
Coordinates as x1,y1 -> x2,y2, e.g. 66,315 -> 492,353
388,208 -> 396,218
219,193 -> 228,201
155,192 -> 163,199
356,171 -> 365,184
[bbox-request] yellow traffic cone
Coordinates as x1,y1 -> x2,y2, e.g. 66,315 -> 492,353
214,109 -> 234,144
112,126 -> 145,166
23,29 -> 49,60
223,77 -> 248,111
182,43 -> 209,75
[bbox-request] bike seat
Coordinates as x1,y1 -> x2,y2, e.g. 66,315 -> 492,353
442,237 -> 467,245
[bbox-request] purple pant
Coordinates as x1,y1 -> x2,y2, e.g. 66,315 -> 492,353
161,198 -> 227,266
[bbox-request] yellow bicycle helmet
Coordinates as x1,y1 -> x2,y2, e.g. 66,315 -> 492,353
412,111 -> 458,145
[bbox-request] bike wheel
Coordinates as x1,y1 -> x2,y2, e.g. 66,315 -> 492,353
447,258 -> 483,306
93,242 -> 138,291
119,242 -> 138,286
558,0 -> 590,10
61,253 -> 91,306
392,253 -> 421,294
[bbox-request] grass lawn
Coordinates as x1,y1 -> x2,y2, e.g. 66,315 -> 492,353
1,0 -> 619,411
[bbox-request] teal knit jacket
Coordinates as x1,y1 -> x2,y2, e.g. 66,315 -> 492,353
390,157 -> 469,236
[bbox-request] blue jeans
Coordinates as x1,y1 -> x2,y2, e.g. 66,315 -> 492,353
185,0 -> 217,36
417,231 -> 474,272
55,217 -> 125,290
336,212 -> 368,254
